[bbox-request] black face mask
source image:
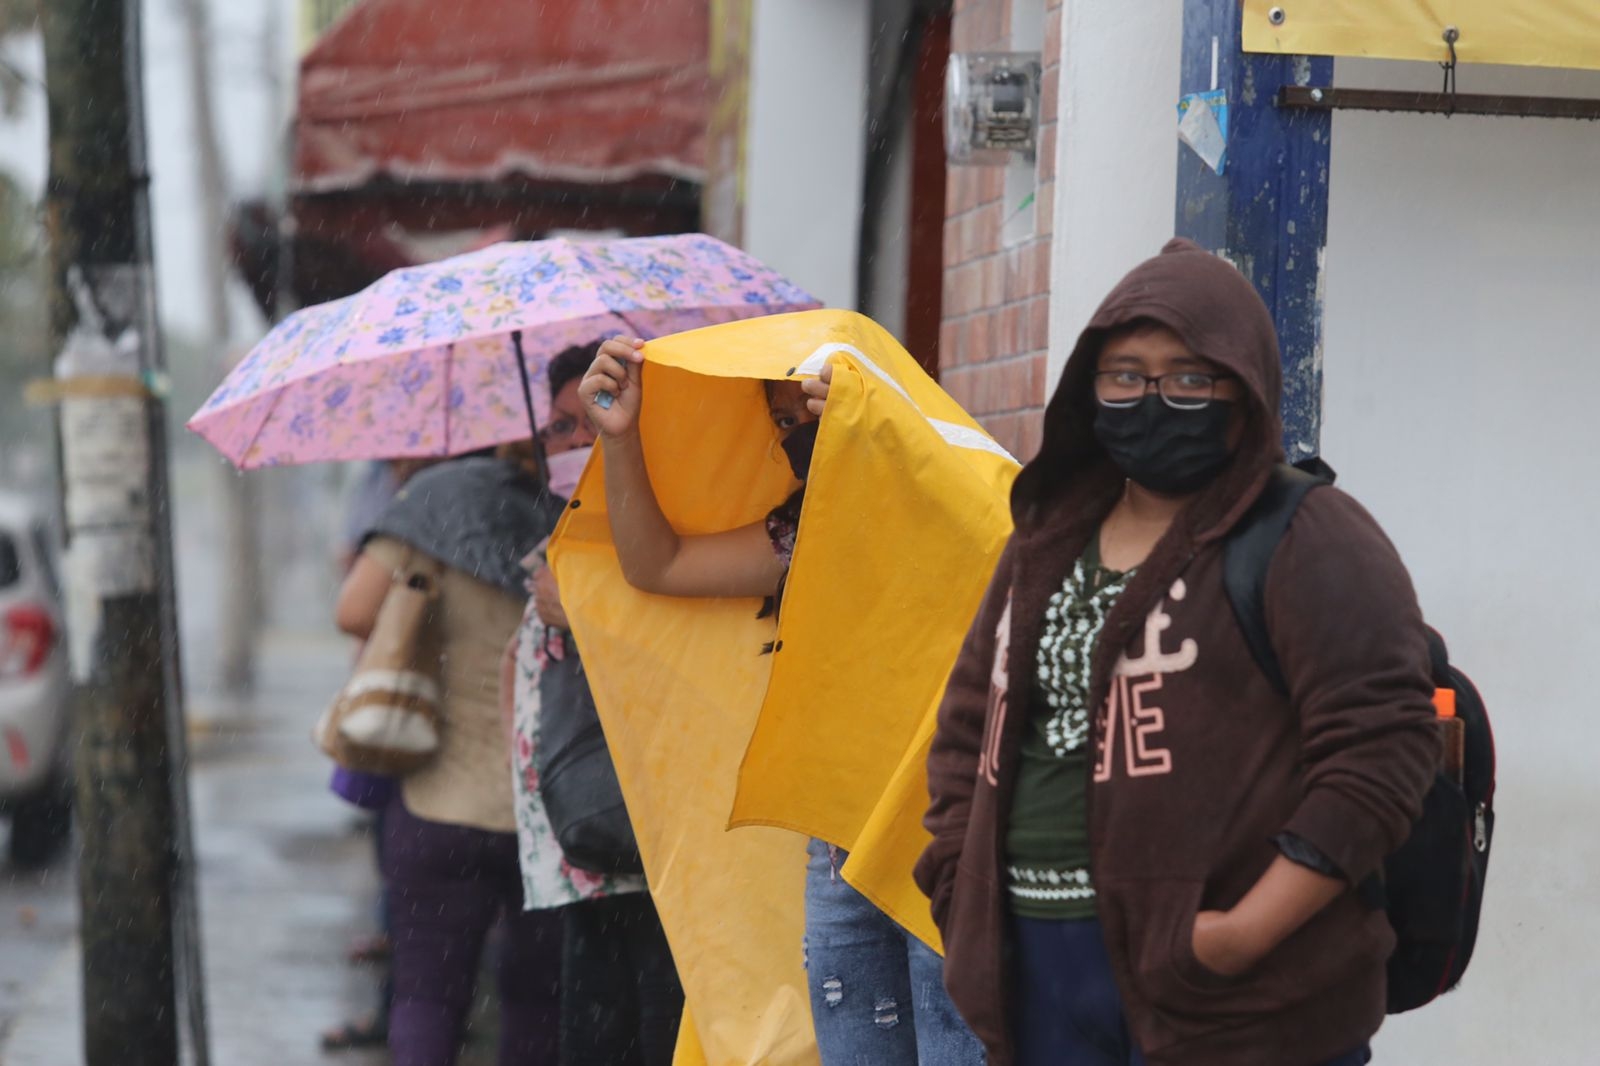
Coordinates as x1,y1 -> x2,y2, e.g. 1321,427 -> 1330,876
780,421 -> 820,481
1092,395 -> 1235,496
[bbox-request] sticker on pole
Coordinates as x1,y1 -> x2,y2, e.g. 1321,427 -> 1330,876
60,393 -> 156,597
1177,90 -> 1230,175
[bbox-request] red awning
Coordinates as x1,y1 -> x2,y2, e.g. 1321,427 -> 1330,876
293,0 -> 710,194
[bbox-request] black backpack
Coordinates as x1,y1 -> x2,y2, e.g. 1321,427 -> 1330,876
536,631 -> 644,876
1223,461 -> 1496,1014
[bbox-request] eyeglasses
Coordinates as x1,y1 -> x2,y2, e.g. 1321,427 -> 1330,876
1093,370 -> 1234,411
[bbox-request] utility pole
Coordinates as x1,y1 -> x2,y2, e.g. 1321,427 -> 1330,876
176,0 -> 264,695
36,1 -> 195,1064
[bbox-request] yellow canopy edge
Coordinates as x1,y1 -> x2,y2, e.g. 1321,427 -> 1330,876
1242,0 -> 1600,72
549,309 -> 1016,1062
839,696 -> 947,950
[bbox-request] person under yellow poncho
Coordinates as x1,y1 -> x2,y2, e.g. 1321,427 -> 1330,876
549,310 -> 1017,1065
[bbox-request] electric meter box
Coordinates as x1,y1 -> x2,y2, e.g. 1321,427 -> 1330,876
944,52 -> 1043,166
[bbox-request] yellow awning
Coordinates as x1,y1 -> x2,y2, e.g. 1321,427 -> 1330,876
1243,1 -> 1600,72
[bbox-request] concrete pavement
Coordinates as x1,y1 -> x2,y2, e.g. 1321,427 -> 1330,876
1,628 -> 393,1065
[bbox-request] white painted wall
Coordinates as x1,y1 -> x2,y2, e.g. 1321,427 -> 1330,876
745,0 -> 871,310
1320,57 -> 1600,1064
1046,0 -> 1183,387
863,129 -> 911,340
1001,0 -> 1047,247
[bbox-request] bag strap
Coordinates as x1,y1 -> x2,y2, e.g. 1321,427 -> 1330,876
1221,460 -> 1391,906
1222,459 -> 1336,697
392,545 -> 445,596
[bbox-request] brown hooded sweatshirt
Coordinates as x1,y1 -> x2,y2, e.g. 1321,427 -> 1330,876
914,239 -> 1441,1065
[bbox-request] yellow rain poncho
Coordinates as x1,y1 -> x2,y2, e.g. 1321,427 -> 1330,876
548,310 -> 1017,1065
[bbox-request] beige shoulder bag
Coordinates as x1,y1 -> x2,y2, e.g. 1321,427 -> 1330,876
316,550 -> 445,776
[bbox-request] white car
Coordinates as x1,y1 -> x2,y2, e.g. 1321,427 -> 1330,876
0,492 -> 71,867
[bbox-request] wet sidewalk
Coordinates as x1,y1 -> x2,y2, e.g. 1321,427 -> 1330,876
1,628 -> 391,1066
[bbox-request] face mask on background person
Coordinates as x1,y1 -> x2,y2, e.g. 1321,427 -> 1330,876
545,445 -> 593,499
1092,395 -> 1234,496
780,421 -> 820,482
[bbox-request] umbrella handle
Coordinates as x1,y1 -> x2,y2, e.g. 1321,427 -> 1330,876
509,331 -> 552,495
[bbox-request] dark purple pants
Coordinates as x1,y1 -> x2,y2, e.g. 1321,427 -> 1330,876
383,795 -> 562,1066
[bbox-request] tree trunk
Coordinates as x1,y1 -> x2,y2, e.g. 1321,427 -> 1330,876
175,0 -> 262,694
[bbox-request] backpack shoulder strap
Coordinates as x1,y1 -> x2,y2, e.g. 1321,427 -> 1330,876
1222,461 -> 1335,697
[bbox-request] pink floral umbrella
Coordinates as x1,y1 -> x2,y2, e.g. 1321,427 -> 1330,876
187,234 -> 820,468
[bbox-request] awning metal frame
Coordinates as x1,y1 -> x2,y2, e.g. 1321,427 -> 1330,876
1278,85 -> 1600,121
1277,22 -> 1600,122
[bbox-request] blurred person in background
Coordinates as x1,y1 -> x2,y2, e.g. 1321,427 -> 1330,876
503,343 -> 685,1066
322,457 -> 436,1053
336,441 -> 564,1066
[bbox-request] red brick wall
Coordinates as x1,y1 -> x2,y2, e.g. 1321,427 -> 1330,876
939,0 -> 1061,461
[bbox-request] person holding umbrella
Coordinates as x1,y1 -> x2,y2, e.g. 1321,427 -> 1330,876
185,233 -> 824,1064
577,336 -> 986,1066
336,451 -> 565,1066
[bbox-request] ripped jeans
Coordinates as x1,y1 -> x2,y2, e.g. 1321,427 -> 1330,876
804,839 -> 985,1066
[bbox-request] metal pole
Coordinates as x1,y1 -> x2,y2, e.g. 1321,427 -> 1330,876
37,1 -> 195,1063
125,0 -> 211,1058
1278,85 -> 1600,122
176,0 -> 263,697
1175,0 -> 1333,460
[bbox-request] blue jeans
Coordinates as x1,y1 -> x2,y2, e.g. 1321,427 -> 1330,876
1012,915 -> 1372,1066
804,839 -> 985,1066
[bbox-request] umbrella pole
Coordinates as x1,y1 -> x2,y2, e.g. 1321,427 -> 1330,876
510,329 -> 553,495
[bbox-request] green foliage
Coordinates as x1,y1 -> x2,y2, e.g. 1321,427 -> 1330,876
0,0 -> 37,118
0,5 -> 48,483
0,169 -> 45,355
0,168 -> 51,481
0,171 -> 35,266
0,0 -> 35,36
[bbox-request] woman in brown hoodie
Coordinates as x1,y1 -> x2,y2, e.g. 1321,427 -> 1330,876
915,239 -> 1440,1066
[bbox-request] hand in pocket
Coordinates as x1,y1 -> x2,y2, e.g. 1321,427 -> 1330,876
1190,910 -> 1261,978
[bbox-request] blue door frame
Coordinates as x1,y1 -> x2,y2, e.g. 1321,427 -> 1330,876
1175,0 -> 1333,460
